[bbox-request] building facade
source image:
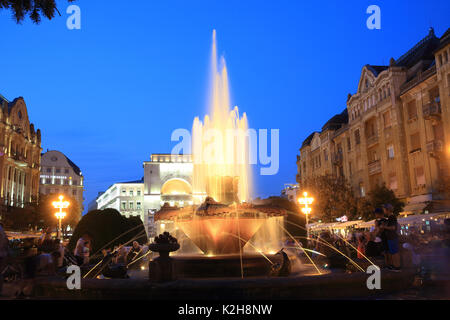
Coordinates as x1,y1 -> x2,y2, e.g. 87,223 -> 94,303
39,150 -> 84,221
95,154 -> 195,237
297,28 -> 450,215
281,184 -> 299,202
0,95 -> 42,218
143,153 -> 195,211
96,180 -> 145,222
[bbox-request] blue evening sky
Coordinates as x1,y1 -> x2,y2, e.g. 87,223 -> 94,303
1,0 -> 449,213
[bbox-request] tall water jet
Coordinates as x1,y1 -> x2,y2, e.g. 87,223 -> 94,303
192,30 -> 252,204
154,30 -> 286,264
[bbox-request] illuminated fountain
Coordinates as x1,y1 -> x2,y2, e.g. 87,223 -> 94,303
152,30 -> 288,277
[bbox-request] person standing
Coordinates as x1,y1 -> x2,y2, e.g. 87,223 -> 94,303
382,204 -> 401,271
374,208 -> 388,258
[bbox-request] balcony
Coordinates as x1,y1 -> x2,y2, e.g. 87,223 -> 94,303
366,135 -> 379,147
12,153 -> 27,167
427,140 -> 444,159
368,160 -> 381,175
422,100 -> 441,121
332,152 -> 343,165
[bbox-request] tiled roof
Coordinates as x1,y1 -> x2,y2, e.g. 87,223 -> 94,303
321,109 -> 348,132
301,131 -> 319,148
366,65 -> 388,76
395,28 -> 440,69
65,155 -> 82,176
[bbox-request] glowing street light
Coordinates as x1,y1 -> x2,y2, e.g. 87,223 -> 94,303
53,195 -> 69,239
298,191 -> 314,237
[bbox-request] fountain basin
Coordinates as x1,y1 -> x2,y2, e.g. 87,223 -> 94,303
172,253 -> 283,278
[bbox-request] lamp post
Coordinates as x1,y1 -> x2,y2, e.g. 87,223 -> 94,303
298,192 -> 314,238
53,195 -> 69,239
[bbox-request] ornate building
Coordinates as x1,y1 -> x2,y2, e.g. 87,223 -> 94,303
39,150 -> 84,221
297,28 -> 450,215
0,94 -> 42,219
95,153 -> 195,237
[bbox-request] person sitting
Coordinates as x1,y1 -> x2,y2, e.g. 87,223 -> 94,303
126,241 -> 142,266
73,234 -> 90,266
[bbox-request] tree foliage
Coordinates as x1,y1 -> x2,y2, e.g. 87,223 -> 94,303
300,175 -> 405,222
300,174 -> 359,223
366,183 -> 405,217
67,208 -> 148,255
35,193 -> 81,231
0,0 -> 75,24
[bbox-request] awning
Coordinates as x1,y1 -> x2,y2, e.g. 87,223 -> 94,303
334,220 -> 362,228
401,202 -> 429,215
398,212 -> 447,225
358,219 -> 375,228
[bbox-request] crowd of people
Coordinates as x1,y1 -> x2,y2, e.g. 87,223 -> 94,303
0,225 -> 149,297
310,203 -> 423,272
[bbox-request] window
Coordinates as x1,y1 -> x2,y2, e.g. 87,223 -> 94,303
122,189 -> 126,195
324,149 -> 328,161
46,168 -> 51,173
389,173 -> 398,190
359,183 -> 365,197
73,190 -> 77,196
129,202 -> 134,210
121,202 -> 126,210
410,133 -> 421,151
137,190 -> 141,196
407,100 -> 417,120
414,167 -> 425,186
64,169 -> 69,174
383,110 -> 392,128
387,145 -> 394,159
349,162 -> 353,176
137,202 -> 141,209
72,180 -> 78,186
130,190 -> 134,196
347,137 -> 351,151
354,129 -> 361,145
55,168 -> 61,173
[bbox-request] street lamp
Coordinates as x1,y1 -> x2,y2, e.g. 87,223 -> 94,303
298,191 -> 314,238
53,195 -> 69,239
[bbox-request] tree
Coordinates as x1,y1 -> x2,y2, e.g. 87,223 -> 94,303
366,183 -> 405,218
300,174 -> 359,223
0,0 -> 75,24
68,208 -> 148,256
35,193 -> 81,232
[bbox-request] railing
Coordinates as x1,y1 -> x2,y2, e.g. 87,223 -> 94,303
426,140 -> 444,153
400,65 -> 436,94
368,160 -> 381,175
366,135 -> 379,146
422,100 -> 441,120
